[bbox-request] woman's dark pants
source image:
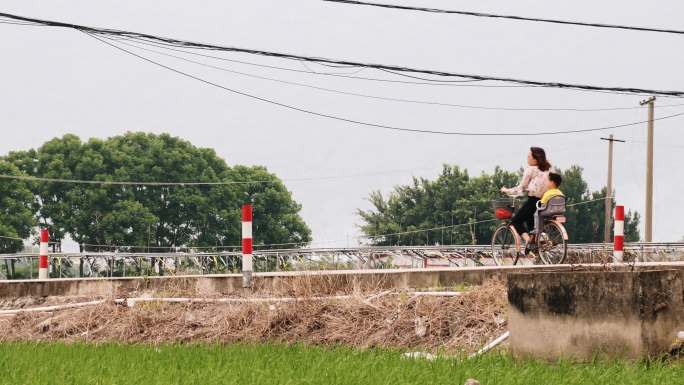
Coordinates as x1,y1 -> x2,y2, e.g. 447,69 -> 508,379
512,197 -> 540,236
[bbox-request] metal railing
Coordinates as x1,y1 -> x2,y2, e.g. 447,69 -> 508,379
1,242 -> 683,280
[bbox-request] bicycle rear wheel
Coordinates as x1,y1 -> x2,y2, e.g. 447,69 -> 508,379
537,221 -> 567,264
491,225 -> 519,266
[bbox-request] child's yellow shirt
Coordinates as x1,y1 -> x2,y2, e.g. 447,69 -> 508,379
541,188 -> 564,205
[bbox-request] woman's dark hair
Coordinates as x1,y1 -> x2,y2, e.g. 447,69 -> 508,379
530,147 -> 551,171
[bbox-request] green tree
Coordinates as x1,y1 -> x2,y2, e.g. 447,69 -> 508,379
559,166 -> 640,243
3,132 -> 311,252
624,211 -> 640,242
0,160 -> 36,278
359,164 -> 640,245
0,161 -> 35,252
359,165 -> 518,245
6,134 -> 84,251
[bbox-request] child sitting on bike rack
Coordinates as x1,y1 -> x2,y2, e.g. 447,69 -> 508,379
531,172 -> 565,236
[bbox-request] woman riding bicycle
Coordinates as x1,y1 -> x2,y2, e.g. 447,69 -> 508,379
500,147 -> 551,247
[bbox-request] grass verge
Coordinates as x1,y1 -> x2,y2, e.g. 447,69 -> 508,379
0,342 -> 682,385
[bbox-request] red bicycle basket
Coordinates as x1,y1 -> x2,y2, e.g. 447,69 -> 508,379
495,207 -> 513,219
492,198 -> 516,219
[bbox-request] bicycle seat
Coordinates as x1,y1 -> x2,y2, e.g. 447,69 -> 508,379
545,196 -> 566,215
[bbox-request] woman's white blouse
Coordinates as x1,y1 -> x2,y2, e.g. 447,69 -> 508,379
506,166 -> 549,198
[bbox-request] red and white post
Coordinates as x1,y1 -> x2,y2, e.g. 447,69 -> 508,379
613,205 -> 625,262
242,204 -> 253,288
39,228 -> 49,279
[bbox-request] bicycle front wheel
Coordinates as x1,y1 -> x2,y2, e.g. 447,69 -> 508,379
537,221 -> 567,264
491,225 -> 519,266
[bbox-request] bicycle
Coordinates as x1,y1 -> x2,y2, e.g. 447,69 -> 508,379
491,194 -> 568,265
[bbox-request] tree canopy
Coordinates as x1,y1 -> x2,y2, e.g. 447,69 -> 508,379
0,160 -> 35,253
359,164 -> 640,245
2,132 -> 311,251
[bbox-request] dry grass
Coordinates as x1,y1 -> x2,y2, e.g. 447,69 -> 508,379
0,296 -> 102,310
0,281 -> 506,354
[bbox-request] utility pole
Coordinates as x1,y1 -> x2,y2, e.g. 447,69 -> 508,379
600,135 -> 625,243
640,96 -> 656,242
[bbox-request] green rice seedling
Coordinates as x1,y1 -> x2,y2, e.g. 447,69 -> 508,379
0,343 -> 682,385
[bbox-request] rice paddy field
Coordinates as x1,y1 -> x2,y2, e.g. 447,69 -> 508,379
1,342 -> 683,385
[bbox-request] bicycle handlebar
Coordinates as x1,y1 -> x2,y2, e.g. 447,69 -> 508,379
502,192 -> 523,199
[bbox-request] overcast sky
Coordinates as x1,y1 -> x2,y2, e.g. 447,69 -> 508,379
1,0 -> 683,247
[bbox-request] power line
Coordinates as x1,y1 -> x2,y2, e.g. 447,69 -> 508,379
0,162 -> 442,187
0,20 -> 36,26
0,235 -> 25,241
114,37 -> 682,113
78,235 -> 367,251
2,11 -> 684,97
4,19 -> 621,97
0,174 -> 273,186
567,196 -> 611,207
80,218 -> 499,250
84,33 -> 684,136
297,59 -> 365,75
99,36 -> 542,89
363,218 -> 499,239
323,0 -> 684,36
8,16 -> 674,97
107,39 -> 684,108
78,237 -> 344,251
124,36 -> 503,87
375,68 -> 484,83
0,234 -> 60,246
113,38 -> 513,107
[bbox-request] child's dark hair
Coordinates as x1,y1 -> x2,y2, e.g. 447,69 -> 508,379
549,172 -> 562,187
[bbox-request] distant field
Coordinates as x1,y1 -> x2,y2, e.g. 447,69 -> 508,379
0,342 -> 682,385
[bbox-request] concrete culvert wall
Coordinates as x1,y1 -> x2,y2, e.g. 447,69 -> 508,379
508,268 -> 684,360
